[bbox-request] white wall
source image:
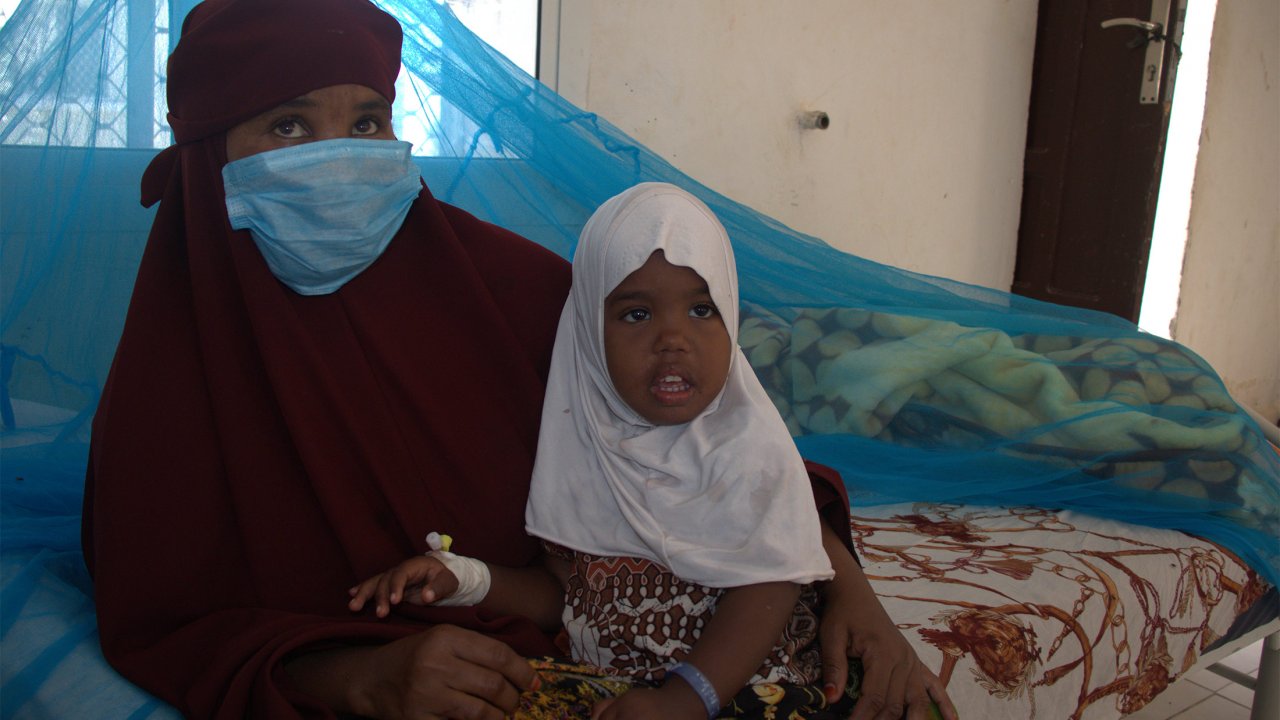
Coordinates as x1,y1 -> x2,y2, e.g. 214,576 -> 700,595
547,0 -> 1037,290
1173,0 -> 1279,420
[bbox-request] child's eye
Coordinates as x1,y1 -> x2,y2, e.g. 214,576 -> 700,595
690,303 -> 718,319
621,308 -> 651,323
353,116 -> 382,136
271,117 -> 310,139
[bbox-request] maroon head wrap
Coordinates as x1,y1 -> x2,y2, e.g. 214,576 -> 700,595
86,0 -> 571,715
141,0 -> 402,205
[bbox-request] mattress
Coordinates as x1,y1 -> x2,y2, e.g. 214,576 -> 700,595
850,502 -> 1271,720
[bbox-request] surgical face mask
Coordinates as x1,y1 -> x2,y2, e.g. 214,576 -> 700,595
222,138 -> 422,296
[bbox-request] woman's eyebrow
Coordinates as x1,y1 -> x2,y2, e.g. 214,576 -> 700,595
270,98 -> 389,112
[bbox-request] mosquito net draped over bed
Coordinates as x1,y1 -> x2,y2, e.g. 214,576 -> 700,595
1,0 -> 1277,714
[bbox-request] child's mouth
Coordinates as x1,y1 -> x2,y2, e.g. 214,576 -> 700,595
651,374 -> 694,405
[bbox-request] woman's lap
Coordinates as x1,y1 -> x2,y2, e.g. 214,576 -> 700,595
517,658 -> 868,719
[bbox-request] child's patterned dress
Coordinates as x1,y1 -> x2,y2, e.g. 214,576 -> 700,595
548,543 -> 824,683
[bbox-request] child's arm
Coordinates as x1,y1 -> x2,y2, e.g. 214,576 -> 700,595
348,552 -> 566,631
478,555 -> 566,630
348,555 -> 457,617
594,580 -> 801,719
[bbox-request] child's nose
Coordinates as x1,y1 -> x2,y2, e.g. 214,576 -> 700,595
655,323 -> 691,354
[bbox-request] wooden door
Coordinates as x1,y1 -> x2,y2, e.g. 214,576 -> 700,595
1013,0 -> 1185,322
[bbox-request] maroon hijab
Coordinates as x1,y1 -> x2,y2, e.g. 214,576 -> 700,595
84,0 -> 570,716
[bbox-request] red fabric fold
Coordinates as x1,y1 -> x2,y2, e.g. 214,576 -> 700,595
806,460 -> 857,562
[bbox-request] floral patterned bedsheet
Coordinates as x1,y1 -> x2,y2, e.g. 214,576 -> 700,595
851,503 -> 1270,720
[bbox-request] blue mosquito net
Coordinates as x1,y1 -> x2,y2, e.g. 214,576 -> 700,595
2,1 -> 1277,717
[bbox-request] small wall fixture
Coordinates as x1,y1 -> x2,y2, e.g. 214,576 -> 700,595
798,111 -> 830,130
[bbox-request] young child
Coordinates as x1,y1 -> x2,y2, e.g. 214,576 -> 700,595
350,183 -> 837,718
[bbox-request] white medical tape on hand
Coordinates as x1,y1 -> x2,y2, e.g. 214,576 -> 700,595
426,550 -> 491,606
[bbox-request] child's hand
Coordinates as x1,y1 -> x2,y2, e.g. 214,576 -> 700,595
348,555 -> 460,618
590,685 -> 705,720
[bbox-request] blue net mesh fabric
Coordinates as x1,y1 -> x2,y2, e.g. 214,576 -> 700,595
1,0 -> 1277,716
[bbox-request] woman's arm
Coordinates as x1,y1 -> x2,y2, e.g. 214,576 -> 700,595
818,520 -> 958,720
284,625 -> 541,720
594,581 -> 801,719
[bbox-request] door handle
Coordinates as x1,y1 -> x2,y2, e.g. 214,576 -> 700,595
1100,18 -> 1163,34
1100,0 -> 1180,105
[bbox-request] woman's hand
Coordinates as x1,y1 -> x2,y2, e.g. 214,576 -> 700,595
819,523 -> 958,720
285,625 -> 541,720
591,685 -> 704,720
349,555 -> 459,617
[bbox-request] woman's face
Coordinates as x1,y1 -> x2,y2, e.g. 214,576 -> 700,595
225,84 -> 396,161
603,250 -> 732,426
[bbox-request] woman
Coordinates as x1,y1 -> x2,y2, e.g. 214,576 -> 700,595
82,1 -> 954,718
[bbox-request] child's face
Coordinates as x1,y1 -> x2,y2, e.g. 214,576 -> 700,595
603,251 -> 732,426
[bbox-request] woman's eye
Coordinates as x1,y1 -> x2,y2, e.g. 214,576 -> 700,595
621,308 -> 650,323
353,117 -> 381,136
271,118 -> 309,139
690,303 -> 718,319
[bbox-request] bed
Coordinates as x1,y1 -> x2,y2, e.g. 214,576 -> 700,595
733,302 -> 1280,719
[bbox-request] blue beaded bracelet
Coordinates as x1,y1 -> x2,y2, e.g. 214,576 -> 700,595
666,661 -> 721,718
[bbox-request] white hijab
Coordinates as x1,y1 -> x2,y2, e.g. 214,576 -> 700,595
525,183 -> 833,588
